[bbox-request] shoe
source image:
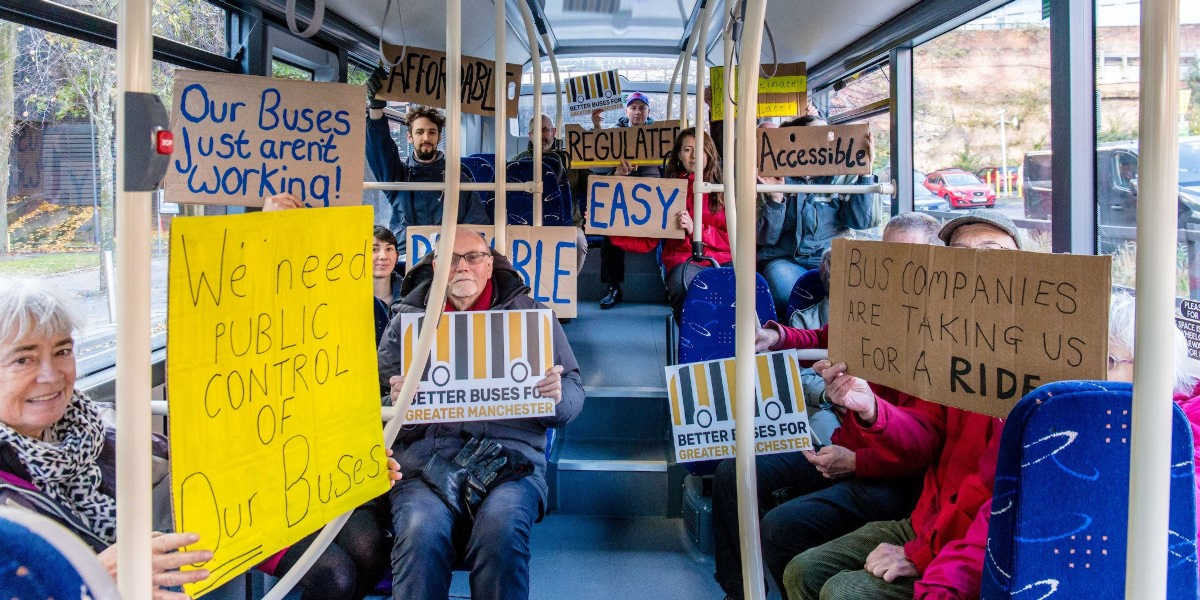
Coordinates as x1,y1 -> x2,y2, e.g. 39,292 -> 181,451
599,285 -> 622,309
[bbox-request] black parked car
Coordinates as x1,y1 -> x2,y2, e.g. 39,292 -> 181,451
1023,138 -> 1200,226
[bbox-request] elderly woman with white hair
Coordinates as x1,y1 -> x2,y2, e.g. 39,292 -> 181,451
1107,292 -> 1200,531
0,277 -> 212,598
0,277 -> 401,599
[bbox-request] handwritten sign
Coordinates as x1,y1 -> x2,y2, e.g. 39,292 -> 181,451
397,309 -> 556,423
585,175 -> 686,239
167,206 -> 387,596
827,239 -> 1111,418
164,71 -> 364,208
758,124 -> 872,178
666,351 -> 814,463
565,120 -> 680,168
710,62 -> 807,121
377,44 -> 521,117
567,69 -> 623,116
406,225 -> 578,319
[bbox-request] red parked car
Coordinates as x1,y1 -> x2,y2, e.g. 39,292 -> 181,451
923,169 -> 997,208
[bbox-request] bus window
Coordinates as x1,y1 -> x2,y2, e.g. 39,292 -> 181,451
1095,0 -> 1200,297
913,0 -> 1052,251
0,6 -> 227,371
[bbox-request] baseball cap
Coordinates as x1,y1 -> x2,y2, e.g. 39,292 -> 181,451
937,209 -> 1023,249
625,92 -> 650,107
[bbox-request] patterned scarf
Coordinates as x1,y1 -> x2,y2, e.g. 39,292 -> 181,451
0,391 -> 117,544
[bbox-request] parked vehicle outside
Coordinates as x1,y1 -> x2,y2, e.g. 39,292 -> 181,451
1023,138 -> 1200,225
923,169 -> 996,208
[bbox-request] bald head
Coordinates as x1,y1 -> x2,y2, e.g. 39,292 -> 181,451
529,114 -> 555,148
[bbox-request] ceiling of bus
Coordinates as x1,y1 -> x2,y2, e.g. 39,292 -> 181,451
308,0 -> 920,68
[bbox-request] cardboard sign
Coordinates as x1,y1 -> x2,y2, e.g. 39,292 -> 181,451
827,239 -> 1111,418
377,44 -> 521,117
584,175 -> 687,239
565,120 -> 680,168
406,225 -> 578,318
710,62 -> 807,121
567,69 -> 623,116
397,309 -> 556,424
164,71 -> 364,208
166,206 -> 388,596
666,351 -> 814,463
758,124 -> 873,178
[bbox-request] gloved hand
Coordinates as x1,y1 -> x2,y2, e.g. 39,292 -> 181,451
366,64 -> 389,110
418,437 -> 508,519
453,437 -> 508,517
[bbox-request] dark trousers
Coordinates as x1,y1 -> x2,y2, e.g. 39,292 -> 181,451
600,237 -> 625,285
712,453 -> 920,598
389,476 -> 541,600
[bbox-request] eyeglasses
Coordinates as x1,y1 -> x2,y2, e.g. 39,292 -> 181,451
440,251 -> 491,266
1107,355 -> 1133,370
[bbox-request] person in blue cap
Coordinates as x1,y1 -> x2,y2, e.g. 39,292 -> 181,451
588,91 -> 661,309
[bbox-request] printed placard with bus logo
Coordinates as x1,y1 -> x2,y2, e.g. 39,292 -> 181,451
665,351 -> 814,463
399,309 -> 556,424
567,69 -> 623,116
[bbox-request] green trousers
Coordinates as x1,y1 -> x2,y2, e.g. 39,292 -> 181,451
783,519 -> 918,600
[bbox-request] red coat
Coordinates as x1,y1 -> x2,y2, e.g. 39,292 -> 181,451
610,173 -> 732,272
767,321 -> 1003,597
842,394 -> 1003,599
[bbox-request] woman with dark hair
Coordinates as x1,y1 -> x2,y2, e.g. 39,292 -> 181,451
373,225 -> 403,345
611,127 -> 732,316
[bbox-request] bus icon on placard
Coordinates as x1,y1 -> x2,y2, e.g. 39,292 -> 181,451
400,309 -> 554,386
666,352 -> 805,428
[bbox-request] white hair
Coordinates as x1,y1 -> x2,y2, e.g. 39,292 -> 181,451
1109,292 -> 1200,396
0,277 -> 80,345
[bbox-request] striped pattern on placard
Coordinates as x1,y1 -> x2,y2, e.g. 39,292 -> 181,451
567,69 -> 620,103
667,353 -> 804,426
400,309 -> 553,383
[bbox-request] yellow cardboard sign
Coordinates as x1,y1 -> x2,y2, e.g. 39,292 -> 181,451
398,309 -> 556,424
167,206 -> 388,596
709,62 -> 807,121
665,351 -> 814,463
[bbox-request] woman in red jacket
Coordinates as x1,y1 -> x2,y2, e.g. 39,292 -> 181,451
610,127 -> 731,316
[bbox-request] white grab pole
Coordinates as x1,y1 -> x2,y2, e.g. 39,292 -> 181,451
494,0 -> 508,247
722,0 -> 737,256
692,0 -> 711,248
115,0 -> 154,596
262,3 -> 469,598
666,54 -> 684,122
1124,0 -> 1179,597
680,30 -> 694,130
734,2 -> 768,600
541,32 -> 564,135
519,1 -> 543,226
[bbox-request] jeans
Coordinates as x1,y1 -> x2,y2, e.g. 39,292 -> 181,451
783,519 -> 918,600
760,258 -> 808,318
712,453 -> 920,598
389,476 -> 541,600
600,237 -> 625,285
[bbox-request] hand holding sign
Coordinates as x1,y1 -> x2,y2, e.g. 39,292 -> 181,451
754,327 -> 781,352
262,192 -> 304,211
97,532 -> 214,599
678,211 -> 694,237
814,360 -> 877,425
536,365 -> 565,404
